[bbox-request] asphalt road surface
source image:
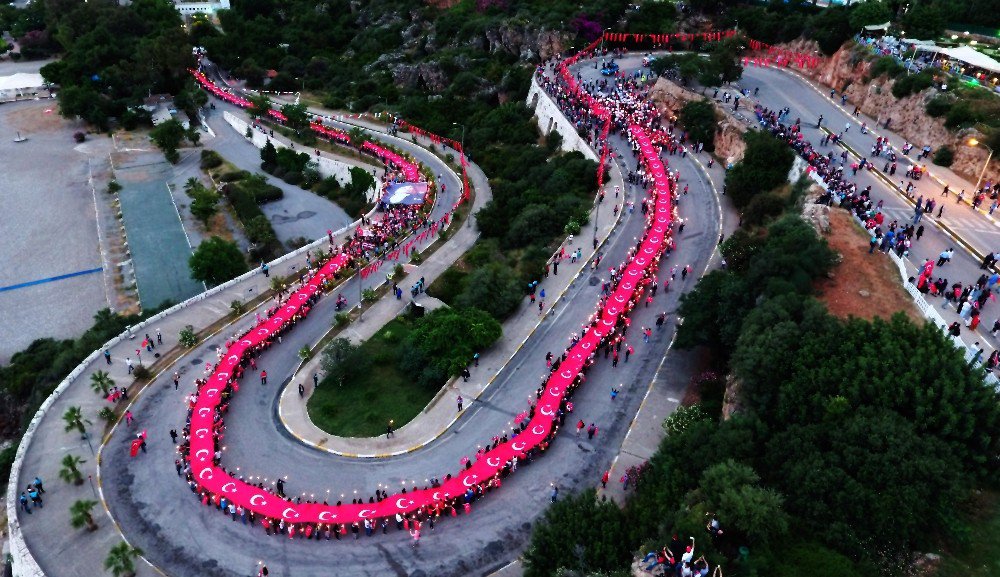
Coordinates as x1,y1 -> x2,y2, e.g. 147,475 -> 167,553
93,57 -> 722,577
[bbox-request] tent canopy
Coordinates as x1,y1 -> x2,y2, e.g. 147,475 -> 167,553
915,44 -> 1000,73
0,72 -> 46,91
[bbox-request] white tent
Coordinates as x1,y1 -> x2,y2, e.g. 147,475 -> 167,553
915,44 -> 1000,74
0,72 -> 46,91
940,45 -> 1000,74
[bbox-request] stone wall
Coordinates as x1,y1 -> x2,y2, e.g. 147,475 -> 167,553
526,78 -> 600,162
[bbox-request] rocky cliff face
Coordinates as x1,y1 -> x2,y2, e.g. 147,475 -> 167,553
484,24 -> 568,61
785,40 -> 998,186
649,77 -> 747,166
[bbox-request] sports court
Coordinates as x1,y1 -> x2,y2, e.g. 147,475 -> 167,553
115,152 -> 205,309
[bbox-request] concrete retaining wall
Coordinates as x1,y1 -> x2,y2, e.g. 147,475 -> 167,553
526,78 -> 599,162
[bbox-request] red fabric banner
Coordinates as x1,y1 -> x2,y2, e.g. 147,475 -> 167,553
187,53 -> 675,527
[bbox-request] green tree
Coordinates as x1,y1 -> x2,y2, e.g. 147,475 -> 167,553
260,139 -> 278,170
403,307 -> 501,377
59,454 -> 86,485
348,126 -> 367,148
320,338 -> 369,386
89,370 -> 114,396
189,189 -> 220,225
105,541 -> 143,577
248,93 -> 272,120
679,100 -> 717,152
696,460 -> 790,546
454,262 -> 523,320
901,2 -> 946,40
70,499 -> 99,531
809,6 -> 854,55
150,119 -> 186,164
178,325 -> 197,348
848,0 -> 891,30
524,489 -> 632,577
188,236 -> 247,286
62,405 -> 90,436
345,166 -> 375,202
725,131 -> 794,210
280,102 -> 309,131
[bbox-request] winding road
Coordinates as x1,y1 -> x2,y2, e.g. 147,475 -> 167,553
12,52 -> 723,577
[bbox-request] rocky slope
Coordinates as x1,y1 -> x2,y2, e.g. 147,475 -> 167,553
649,77 -> 746,166
784,39 -> 997,186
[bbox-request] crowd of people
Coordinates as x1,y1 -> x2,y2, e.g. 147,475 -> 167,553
752,100 -> 1000,368
169,42 -> 684,548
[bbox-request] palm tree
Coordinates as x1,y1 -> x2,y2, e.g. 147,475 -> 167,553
90,370 -> 114,396
59,454 -> 86,485
62,406 -> 91,437
105,541 -> 143,577
70,499 -> 99,531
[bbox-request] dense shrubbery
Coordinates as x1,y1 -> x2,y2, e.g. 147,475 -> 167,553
220,172 -> 283,258
33,0 -> 193,130
933,145 -> 955,167
868,56 -> 906,81
679,100 -> 717,152
891,70 -> 935,99
724,131 -> 794,211
527,213 -> 1000,575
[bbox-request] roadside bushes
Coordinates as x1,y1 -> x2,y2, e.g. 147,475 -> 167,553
867,56 -> 905,81
200,149 -> 223,169
933,145 -> 954,167
891,70 -> 934,99
221,173 -> 283,259
724,131 -> 795,211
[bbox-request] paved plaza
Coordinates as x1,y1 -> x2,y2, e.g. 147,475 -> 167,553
0,100 -> 110,362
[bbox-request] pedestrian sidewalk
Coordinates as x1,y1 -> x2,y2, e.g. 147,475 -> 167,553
277,150 -> 630,457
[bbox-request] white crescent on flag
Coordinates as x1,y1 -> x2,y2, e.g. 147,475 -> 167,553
540,405 -> 554,416
359,509 -> 374,518
195,428 -> 209,439
486,457 -> 500,467
318,511 -> 335,521
282,507 -> 299,519
512,442 -> 525,451
195,449 -> 209,461
462,475 -> 478,487
221,482 -> 236,493
198,468 -> 213,480
250,494 -> 267,507
532,425 -> 545,435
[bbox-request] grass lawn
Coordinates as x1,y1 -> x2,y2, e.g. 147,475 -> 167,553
935,491 -> 1000,577
307,316 -> 445,438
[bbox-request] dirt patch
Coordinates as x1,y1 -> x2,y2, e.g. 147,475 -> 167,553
817,209 -> 921,323
2,100 -> 71,133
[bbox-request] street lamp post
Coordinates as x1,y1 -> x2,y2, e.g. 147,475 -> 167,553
969,138 -> 994,193
452,122 -> 465,154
